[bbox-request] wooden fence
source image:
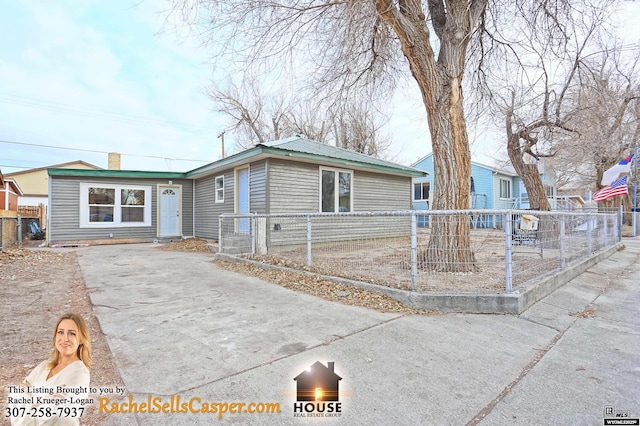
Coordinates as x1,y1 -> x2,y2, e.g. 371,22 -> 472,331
18,203 -> 47,226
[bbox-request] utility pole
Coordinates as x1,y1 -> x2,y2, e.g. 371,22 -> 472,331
217,131 -> 225,159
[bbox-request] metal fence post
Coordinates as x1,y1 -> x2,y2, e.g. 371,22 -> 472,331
218,216 -> 223,253
559,215 -> 566,269
17,215 -> 22,248
587,213 -> 593,255
504,212 -> 513,293
306,214 -> 312,266
250,214 -> 256,255
410,212 -> 417,291
618,205 -> 623,241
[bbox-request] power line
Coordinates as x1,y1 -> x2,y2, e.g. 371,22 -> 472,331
0,138 -> 210,163
0,92 -> 218,133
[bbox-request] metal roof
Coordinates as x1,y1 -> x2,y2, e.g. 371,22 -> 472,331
260,136 -> 425,175
187,136 -> 426,178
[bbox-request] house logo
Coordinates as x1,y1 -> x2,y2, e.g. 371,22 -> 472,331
293,361 -> 343,417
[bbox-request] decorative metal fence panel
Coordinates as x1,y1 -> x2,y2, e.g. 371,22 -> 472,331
219,209 -> 620,293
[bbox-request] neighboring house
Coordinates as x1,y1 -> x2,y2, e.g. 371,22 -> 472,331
411,153 -> 557,227
47,136 -> 426,245
4,160 -> 102,207
0,170 -> 23,212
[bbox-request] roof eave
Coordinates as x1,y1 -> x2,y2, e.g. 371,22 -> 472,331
47,169 -> 188,179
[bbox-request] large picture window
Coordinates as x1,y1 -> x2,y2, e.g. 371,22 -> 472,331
80,183 -> 151,227
320,167 -> 352,212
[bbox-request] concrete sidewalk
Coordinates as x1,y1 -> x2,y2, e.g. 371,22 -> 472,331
76,239 -> 640,425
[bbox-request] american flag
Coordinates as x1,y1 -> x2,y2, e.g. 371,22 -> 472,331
593,175 -> 629,202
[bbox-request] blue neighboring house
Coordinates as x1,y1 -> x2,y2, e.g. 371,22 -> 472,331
411,153 -> 558,228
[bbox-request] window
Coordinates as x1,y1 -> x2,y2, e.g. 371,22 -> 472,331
413,182 -> 430,201
500,179 -> 511,199
320,167 -> 352,212
80,183 -> 151,227
121,189 -> 145,222
544,184 -> 554,198
88,188 -> 115,222
215,176 -> 224,203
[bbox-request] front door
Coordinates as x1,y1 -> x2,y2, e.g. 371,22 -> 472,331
159,185 -> 181,237
235,166 -> 250,233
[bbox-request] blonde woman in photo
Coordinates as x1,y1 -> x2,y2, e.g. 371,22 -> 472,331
10,313 -> 91,426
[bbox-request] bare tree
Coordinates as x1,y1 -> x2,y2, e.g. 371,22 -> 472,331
555,50 -> 640,206
210,79 -> 392,156
329,101 -> 393,157
471,0 -> 624,211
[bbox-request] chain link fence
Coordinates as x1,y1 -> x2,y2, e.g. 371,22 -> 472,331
218,209 -> 620,293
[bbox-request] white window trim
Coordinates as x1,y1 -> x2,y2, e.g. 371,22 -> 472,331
80,183 -> 152,228
413,181 -> 430,201
499,178 -> 512,199
319,166 -> 354,213
215,175 -> 224,203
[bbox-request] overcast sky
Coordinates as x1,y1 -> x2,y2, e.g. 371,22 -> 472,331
1,1 -> 638,175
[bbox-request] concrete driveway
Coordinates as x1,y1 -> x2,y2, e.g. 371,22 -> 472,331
76,241 -> 640,425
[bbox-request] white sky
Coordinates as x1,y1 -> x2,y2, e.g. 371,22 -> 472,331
0,1 -> 638,175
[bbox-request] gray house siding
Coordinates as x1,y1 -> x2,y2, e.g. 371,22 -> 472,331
49,176 -> 193,243
267,159 -> 319,213
249,160 -> 267,213
262,162 -> 414,250
353,171 -> 412,211
194,170 -> 234,239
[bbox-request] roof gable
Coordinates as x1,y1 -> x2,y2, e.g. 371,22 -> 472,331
412,152 -> 517,177
1,178 -> 24,195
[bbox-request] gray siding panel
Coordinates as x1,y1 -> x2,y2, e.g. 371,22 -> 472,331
353,171 -> 412,211
194,171 -> 234,239
268,159 -> 319,213
49,176 -> 193,243
249,160 -> 267,213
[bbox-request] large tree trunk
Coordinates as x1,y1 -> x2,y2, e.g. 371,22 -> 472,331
505,107 -> 552,212
375,0 -> 482,272
424,78 -> 476,271
507,133 -> 551,211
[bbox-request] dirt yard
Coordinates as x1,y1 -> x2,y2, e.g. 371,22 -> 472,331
0,244 -> 123,425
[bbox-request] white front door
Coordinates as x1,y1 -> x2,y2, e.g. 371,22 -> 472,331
159,185 -> 181,237
235,167 -> 250,233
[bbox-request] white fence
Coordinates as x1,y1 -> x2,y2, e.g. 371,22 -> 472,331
218,209 -> 621,293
